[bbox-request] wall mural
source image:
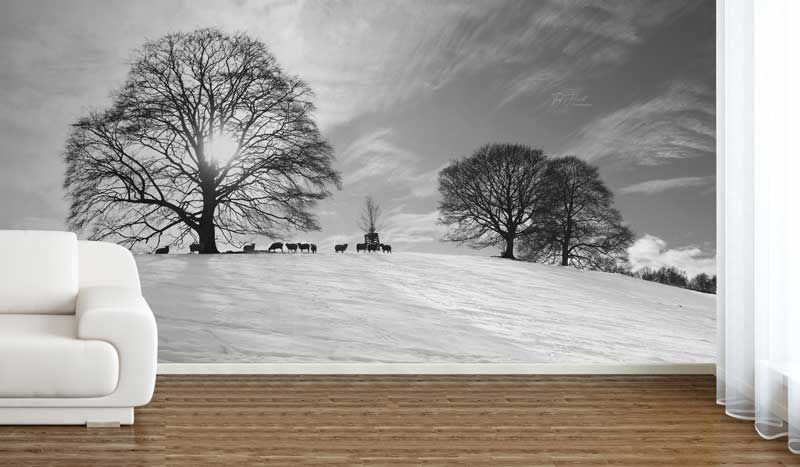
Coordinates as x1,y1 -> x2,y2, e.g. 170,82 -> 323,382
0,0 -> 716,363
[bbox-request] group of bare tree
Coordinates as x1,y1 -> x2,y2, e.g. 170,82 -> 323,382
438,143 -> 633,270
629,267 -> 716,294
60,28 -> 643,274
64,29 -> 340,254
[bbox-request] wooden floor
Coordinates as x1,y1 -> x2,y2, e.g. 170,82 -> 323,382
0,375 -> 797,466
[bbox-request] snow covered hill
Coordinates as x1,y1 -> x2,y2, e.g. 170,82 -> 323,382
136,251 -> 715,363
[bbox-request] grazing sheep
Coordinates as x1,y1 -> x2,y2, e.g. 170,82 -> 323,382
154,246 -> 170,254
286,243 -> 299,253
381,244 -> 392,254
310,244 -> 317,254
334,243 -> 348,253
189,243 -> 200,254
299,243 -> 311,253
268,242 -> 284,253
243,243 -> 256,253
356,243 -> 367,253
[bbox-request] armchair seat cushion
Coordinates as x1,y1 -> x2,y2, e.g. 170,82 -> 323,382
0,315 -> 119,398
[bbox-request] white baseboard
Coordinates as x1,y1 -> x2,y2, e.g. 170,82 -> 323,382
157,362 -> 715,375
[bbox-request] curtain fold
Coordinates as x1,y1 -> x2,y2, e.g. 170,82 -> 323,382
718,0 -> 799,454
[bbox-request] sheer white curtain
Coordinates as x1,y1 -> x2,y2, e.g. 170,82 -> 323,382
718,0 -> 800,454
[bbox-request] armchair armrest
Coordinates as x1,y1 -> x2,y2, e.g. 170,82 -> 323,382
78,241 -> 141,292
76,286 -> 158,406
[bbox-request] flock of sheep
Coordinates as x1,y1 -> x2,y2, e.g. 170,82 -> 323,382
264,242 -> 316,253
152,241 -> 393,254
334,243 -> 392,254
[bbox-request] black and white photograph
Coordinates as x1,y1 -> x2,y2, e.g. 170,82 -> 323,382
0,0 -> 716,364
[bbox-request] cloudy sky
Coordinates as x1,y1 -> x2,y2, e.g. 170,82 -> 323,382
0,0 -> 716,276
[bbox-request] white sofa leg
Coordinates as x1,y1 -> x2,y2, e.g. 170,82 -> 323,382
86,420 -> 122,428
0,407 -> 134,425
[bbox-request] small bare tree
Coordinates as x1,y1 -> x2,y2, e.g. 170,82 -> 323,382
358,196 -> 383,234
64,28 -> 340,253
438,143 -> 549,259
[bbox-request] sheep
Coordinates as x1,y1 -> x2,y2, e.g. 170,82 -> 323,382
310,244 -> 317,254
243,243 -> 256,253
286,243 -> 299,253
299,243 -> 311,253
268,242 -> 284,253
356,243 -> 367,253
334,243 -> 348,253
154,246 -> 170,254
189,243 -> 200,254
381,244 -> 392,254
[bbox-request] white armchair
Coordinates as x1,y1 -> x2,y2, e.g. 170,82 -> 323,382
0,230 -> 157,425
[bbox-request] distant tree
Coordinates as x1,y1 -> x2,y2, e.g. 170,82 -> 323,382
521,157 -> 633,270
438,143 -> 549,259
64,28 -> 341,253
688,273 -> 716,294
639,266 -> 689,288
638,267 -> 657,282
663,268 -> 689,287
358,196 -> 383,234
605,261 -> 636,277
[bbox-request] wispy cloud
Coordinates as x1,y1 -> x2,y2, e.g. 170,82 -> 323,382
251,0 -> 504,129
382,211 -> 446,244
339,129 -> 417,185
628,234 -> 716,278
563,81 -> 715,165
496,0 -> 696,108
338,128 -> 442,199
620,176 -> 715,195
498,70 -> 569,109
256,0 -> 698,125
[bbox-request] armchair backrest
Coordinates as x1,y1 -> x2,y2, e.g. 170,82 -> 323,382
0,230 -> 79,314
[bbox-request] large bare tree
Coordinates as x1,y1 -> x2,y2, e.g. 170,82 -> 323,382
521,157 -> 633,269
438,143 -> 549,259
64,28 -> 340,253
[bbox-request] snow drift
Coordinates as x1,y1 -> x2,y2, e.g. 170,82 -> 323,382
136,251 -> 715,363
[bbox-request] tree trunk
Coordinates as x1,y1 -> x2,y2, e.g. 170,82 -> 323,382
197,218 -> 219,254
197,173 -> 220,254
561,220 -> 572,266
501,235 -> 515,260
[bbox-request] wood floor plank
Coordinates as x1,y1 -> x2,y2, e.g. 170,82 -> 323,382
0,375 -> 798,466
